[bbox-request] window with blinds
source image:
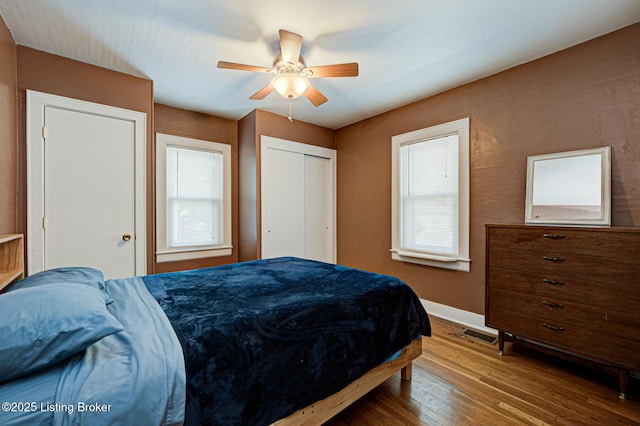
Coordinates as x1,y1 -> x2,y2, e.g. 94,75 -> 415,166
391,118 -> 470,271
156,133 -> 232,263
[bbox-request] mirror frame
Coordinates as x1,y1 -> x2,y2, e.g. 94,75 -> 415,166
525,147 -> 611,227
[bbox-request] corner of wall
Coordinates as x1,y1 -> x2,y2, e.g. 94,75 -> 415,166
238,109 -> 258,262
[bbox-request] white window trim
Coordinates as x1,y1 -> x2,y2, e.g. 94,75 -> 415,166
391,117 -> 470,272
156,133 -> 232,263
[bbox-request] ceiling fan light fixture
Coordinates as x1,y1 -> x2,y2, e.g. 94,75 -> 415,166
272,74 -> 309,99
218,30 -> 355,110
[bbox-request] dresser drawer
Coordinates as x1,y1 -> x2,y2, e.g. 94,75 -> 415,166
488,306 -> 640,370
488,268 -> 640,311
489,247 -> 639,283
487,287 -> 640,342
487,226 -> 640,260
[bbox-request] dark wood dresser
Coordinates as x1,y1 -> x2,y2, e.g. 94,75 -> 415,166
485,224 -> 640,399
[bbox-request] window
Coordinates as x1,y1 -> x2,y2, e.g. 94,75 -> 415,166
156,133 -> 232,262
391,118 -> 470,271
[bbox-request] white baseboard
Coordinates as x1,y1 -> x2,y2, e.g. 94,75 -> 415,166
420,299 -> 497,335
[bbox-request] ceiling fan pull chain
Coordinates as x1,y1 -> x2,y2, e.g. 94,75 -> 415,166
288,96 -> 294,122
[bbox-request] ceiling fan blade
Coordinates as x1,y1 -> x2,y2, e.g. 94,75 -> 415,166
217,61 -> 273,74
250,84 -> 275,100
279,29 -> 303,65
304,85 -> 328,107
305,62 -> 359,78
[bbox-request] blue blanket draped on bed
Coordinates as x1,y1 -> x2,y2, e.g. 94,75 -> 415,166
142,257 -> 431,426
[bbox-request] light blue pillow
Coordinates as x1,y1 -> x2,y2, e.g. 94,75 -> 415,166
8,266 -> 106,292
0,283 -> 124,383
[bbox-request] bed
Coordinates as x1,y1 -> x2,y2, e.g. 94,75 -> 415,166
0,256 -> 430,425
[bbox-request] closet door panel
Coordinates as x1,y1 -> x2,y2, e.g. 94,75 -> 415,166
262,148 -> 305,258
304,155 -> 332,262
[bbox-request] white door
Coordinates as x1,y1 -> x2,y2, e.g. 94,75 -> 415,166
28,91 -> 146,278
262,147 -> 306,258
261,136 -> 336,263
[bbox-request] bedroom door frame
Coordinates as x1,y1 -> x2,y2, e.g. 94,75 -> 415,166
260,136 -> 337,263
26,90 -> 146,276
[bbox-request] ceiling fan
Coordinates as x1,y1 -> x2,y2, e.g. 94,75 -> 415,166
217,29 -> 358,121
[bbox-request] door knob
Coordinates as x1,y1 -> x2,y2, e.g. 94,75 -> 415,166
122,233 -> 132,241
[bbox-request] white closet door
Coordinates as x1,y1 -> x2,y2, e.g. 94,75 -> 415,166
262,148 -> 305,258
261,136 -> 336,263
304,155 -> 332,262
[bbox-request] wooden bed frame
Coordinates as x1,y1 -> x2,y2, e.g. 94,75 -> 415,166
274,338 -> 422,425
1,234 -> 423,425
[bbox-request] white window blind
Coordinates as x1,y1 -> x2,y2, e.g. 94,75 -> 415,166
166,146 -> 223,248
399,135 -> 459,257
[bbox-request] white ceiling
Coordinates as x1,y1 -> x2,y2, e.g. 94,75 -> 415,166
1,0 -> 639,129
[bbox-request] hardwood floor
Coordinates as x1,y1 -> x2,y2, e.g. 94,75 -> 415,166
325,316 -> 640,425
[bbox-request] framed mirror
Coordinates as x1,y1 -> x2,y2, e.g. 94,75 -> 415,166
525,147 -> 611,226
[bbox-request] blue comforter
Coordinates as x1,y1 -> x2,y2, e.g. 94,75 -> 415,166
142,257 -> 431,425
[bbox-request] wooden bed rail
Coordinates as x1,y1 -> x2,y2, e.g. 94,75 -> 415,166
273,338 -> 422,425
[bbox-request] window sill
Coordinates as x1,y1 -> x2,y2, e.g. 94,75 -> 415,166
390,249 -> 470,272
156,245 -> 233,263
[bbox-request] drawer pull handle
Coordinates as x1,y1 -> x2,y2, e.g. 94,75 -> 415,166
543,323 -> 565,332
543,256 -> 565,262
543,233 -> 566,239
542,278 -> 565,286
542,301 -> 565,309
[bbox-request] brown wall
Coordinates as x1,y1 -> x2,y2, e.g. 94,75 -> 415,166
335,23 -> 640,315
0,15 -> 17,234
16,47 -> 155,272
238,108 -> 335,261
238,110 -> 258,262
254,109 -> 335,150
153,103 -> 239,273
